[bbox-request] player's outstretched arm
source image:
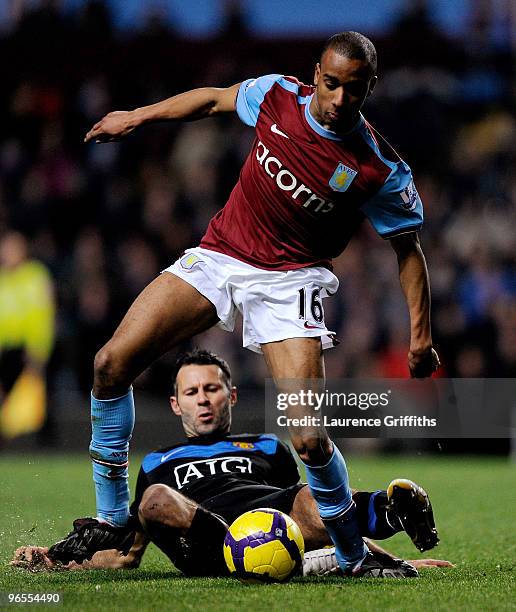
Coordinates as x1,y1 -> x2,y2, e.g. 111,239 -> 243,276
390,232 -> 440,378
70,531 -> 149,570
11,532 -> 149,571
84,83 -> 241,143
365,539 -> 453,569
407,558 -> 454,569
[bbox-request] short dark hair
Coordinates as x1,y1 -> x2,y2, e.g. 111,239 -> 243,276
321,31 -> 377,75
171,349 -> 232,393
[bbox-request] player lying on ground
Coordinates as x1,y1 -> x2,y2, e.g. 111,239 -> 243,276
13,352 -> 450,577
68,30 -> 440,578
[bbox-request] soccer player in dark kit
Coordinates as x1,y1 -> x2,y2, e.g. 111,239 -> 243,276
51,32 -> 440,577
13,351 -> 449,577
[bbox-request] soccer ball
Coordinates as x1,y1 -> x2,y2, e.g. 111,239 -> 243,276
223,508 -> 304,583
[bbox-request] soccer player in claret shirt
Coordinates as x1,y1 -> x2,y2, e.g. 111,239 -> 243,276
55,32 -> 440,576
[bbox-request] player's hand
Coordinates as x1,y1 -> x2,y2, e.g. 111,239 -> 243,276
408,346 -> 440,378
407,558 -> 454,569
10,545 -> 126,571
65,549 -> 131,570
11,546 -> 56,571
84,111 -> 137,143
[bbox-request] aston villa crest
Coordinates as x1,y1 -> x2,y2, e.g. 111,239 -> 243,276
329,162 -> 358,192
180,253 -> 201,270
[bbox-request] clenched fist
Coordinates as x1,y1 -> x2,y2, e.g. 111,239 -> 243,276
408,347 -> 441,378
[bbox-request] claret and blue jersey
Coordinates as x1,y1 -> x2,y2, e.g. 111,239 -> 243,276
201,73 -> 423,270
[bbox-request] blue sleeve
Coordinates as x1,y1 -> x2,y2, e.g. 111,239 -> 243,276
361,162 -> 424,238
236,74 -> 283,127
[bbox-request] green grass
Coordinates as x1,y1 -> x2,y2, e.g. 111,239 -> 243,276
1,454 -> 514,611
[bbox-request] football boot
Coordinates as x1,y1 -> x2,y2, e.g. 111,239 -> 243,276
387,478 -> 439,552
303,547 -> 339,576
47,518 -> 135,564
348,550 -> 418,578
304,547 -> 418,578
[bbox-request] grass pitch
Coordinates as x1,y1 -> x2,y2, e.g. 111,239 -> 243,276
1,454 -> 514,611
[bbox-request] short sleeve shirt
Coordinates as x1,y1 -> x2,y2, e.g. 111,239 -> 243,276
200,74 -> 423,270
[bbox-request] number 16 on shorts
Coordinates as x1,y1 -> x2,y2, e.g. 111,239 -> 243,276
298,286 -> 324,328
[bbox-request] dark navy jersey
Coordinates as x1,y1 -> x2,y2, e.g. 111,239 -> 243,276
129,434 -> 300,522
201,74 -> 423,270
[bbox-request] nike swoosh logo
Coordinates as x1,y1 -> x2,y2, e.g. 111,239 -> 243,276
304,322 -> 324,329
271,123 -> 289,139
161,450 -> 178,463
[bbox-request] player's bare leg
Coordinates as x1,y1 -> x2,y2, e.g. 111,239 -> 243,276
261,337 -> 330,463
138,484 -> 200,535
93,272 -> 219,399
289,485 -> 332,551
261,337 -> 416,577
90,272 -> 219,530
262,337 -> 367,571
48,274 -> 220,563
138,484 -> 228,573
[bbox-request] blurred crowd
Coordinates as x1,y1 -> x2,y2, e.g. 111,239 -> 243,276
0,0 -> 514,406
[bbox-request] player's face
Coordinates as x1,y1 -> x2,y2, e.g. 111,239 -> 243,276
312,49 -> 377,132
171,364 -> 237,437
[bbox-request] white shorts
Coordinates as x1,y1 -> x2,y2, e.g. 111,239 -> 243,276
164,247 -> 339,354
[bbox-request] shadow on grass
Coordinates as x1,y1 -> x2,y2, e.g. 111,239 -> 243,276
6,566 -> 244,587
7,568 -> 178,583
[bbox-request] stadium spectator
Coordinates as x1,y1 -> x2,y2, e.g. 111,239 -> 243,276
0,231 -> 55,438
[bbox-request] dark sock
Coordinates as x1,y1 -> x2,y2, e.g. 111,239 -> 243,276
353,490 -> 403,539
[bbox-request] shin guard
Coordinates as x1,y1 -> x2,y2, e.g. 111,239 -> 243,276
89,389 -> 135,527
304,444 -> 367,570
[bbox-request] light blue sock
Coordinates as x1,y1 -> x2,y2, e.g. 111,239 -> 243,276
89,388 -> 135,527
304,443 -> 367,571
